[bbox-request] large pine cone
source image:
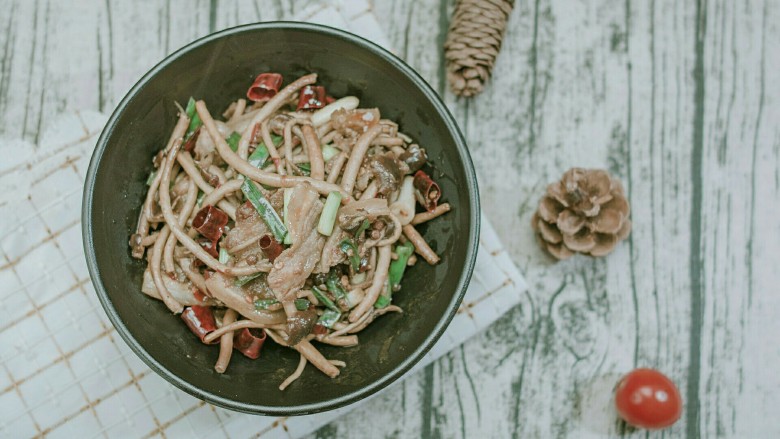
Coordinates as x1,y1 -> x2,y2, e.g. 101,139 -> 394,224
444,0 -> 515,97
532,168 -> 631,260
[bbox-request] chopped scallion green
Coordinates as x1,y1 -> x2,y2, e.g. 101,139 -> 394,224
297,162 -> 311,176
184,97 -> 196,118
241,178 -> 287,242
374,295 -> 391,309
375,241 -> 414,309
388,241 -> 414,288
184,97 -> 202,139
317,309 -> 341,328
249,132 -> 281,169
218,248 -> 230,264
283,188 -> 293,245
145,170 -> 156,186
294,298 -> 311,311
321,144 -> 340,162
326,269 -> 349,309
312,286 -> 338,312
248,144 -> 269,168
234,272 -> 262,287
226,132 -> 241,152
254,298 -> 279,310
354,219 -> 370,240
339,239 -> 361,272
317,191 -> 342,236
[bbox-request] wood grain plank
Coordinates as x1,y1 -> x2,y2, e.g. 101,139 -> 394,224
209,0 -> 293,30
455,0 -> 642,437
620,0 -> 698,437
0,2 -> 18,123
696,0 -> 780,437
0,0 -> 40,141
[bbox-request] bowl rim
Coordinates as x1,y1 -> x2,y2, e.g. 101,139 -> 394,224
82,21 -> 480,416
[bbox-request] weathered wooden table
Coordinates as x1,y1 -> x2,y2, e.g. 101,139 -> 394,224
2,1 -> 778,437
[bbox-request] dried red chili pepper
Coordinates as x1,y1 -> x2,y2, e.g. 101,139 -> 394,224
259,234 -> 284,262
312,324 -> 329,335
180,306 -> 218,344
325,95 -> 336,105
192,205 -> 229,241
296,85 -> 327,111
192,288 -> 207,303
247,73 -> 283,102
183,126 -> 201,152
190,258 -> 206,270
198,237 -> 219,258
233,328 -> 267,359
413,170 -> 441,212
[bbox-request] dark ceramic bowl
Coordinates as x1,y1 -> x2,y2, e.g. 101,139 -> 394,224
83,22 -> 479,415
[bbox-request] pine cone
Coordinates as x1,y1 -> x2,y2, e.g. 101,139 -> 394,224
532,168 -> 632,260
444,0 -> 514,97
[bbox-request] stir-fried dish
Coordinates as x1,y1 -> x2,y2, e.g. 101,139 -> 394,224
129,73 -> 451,390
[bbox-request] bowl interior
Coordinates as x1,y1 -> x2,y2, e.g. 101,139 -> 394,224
85,23 -> 477,414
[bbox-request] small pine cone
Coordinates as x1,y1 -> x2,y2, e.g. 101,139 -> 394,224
444,0 -> 515,97
532,168 -> 632,260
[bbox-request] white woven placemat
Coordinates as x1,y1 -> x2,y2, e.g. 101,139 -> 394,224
0,3 -> 527,438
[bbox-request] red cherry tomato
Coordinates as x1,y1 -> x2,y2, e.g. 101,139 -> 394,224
614,368 -> 682,429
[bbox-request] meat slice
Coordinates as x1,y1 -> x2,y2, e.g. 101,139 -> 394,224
204,272 -> 286,325
317,225 -> 347,273
223,200 -> 270,259
337,198 -> 391,230
267,182 -> 326,298
283,183 -> 320,244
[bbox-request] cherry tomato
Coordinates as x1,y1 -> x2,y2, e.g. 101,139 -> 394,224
614,368 -> 682,429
